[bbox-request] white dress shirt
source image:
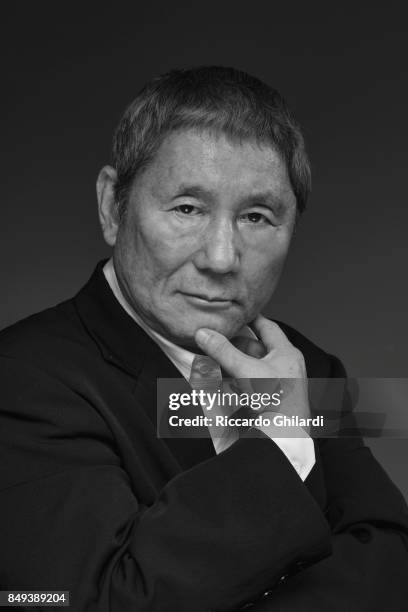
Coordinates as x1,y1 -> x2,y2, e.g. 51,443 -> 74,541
103,258 -> 315,480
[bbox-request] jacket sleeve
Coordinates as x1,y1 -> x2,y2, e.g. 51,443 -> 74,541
2,353 -> 407,611
0,354 -> 331,612
248,438 -> 408,611
248,357 -> 408,611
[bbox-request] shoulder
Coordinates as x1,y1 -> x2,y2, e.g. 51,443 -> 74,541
273,319 -> 345,378
0,299 -> 97,369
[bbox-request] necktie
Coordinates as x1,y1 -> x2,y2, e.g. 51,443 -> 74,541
189,355 -> 238,453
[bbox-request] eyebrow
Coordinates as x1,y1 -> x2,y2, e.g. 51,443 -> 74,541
172,184 -> 290,216
172,184 -> 211,201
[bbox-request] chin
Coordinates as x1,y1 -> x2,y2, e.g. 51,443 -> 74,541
165,314 -> 245,348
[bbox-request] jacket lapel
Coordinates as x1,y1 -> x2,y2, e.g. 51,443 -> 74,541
74,261 -> 215,470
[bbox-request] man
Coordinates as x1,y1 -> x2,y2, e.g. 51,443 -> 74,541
0,66 -> 407,611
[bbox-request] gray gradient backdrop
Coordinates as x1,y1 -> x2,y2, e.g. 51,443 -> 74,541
3,5 -> 407,498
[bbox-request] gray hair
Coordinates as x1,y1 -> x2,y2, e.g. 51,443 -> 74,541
112,66 -> 311,218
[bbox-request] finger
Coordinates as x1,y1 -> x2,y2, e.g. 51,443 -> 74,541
251,315 -> 292,352
195,328 -> 251,377
229,377 -> 254,397
230,336 -> 267,358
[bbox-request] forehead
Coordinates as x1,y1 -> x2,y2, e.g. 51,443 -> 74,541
135,129 -> 296,204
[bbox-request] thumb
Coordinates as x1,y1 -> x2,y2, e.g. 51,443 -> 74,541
195,328 -> 249,376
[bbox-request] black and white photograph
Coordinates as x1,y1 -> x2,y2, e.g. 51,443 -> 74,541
1,5 -> 408,610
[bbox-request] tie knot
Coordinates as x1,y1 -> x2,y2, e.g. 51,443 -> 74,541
189,355 -> 222,390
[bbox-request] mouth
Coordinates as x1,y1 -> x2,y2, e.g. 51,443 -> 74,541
180,292 -> 235,308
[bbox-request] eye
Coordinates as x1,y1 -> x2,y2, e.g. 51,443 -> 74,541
240,212 -> 271,225
173,204 -> 200,215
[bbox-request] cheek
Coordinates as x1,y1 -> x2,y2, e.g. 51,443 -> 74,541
125,217 -> 192,286
244,239 -> 290,300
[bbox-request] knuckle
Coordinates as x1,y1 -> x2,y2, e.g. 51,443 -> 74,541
292,347 -> 305,363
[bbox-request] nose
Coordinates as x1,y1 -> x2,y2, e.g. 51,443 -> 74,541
193,218 -> 240,274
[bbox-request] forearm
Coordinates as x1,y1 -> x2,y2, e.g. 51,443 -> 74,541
0,438 -> 331,612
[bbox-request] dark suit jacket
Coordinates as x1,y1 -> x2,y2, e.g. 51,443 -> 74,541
0,261 -> 407,611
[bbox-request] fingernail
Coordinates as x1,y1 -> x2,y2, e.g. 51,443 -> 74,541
195,328 -> 211,345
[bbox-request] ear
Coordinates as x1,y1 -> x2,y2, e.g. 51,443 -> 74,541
96,165 -> 120,246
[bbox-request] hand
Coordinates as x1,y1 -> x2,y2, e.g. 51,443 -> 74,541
195,315 -> 310,424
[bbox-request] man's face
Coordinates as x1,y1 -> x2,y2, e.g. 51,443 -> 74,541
113,129 -> 297,347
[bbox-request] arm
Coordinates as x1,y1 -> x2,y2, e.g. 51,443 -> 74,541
195,320 -> 408,611
0,355 -> 331,612
249,435 -> 408,611
246,358 -> 408,611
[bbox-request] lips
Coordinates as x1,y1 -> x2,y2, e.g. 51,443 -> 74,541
183,292 -> 234,302
191,293 -> 231,302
